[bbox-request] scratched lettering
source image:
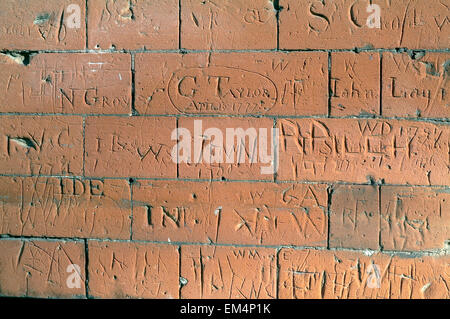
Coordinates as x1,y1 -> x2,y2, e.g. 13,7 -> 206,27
0,0 -> 85,50
168,66 -> 277,114
135,52 -> 327,116
330,185 -> 379,249
381,186 -> 450,251
181,0 -> 276,50
132,180 -> 327,246
88,241 -> 179,298
85,117 -> 176,178
0,53 -> 131,114
383,52 -> 450,118
279,249 -> 450,299
331,52 -> 380,115
0,240 -> 85,297
280,0 -> 449,49
0,177 -> 131,239
0,116 -> 83,175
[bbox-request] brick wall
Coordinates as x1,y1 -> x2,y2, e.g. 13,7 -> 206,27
0,0 -> 448,299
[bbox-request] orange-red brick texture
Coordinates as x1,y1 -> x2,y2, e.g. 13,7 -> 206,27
0,0 -> 448,299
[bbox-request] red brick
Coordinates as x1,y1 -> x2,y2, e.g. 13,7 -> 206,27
0,53 -> 131,114
87,241 -> 179,298
181,0 -> 277,50
278,118 -> 450,186
0,177 -> 131,239
330,185 -> 379,250
279,0 -> 450,49
0,0 -> 85,50
88,0 -> 178,50
135,52 -> 328,116
279,249 -> 450,299
382,52 -> 450,118
331,52 -> 380,116
135,52 -> 207,115
132,180 -> 327,246
0,239 -> 85,298
180,246 -> 276,298
177,117 -> 275,180
211,52 -> 328,116
0,116 -> 83,175
84,117 -> 176,178
381,186 -> 450,251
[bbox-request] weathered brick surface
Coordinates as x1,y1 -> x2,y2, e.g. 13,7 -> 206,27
181,0 -> 277,50
382,52 -> 450,118
381,186 -> 450,251
0,239 -> 85,298
0,0 -> 86,50
85,117 -> 176,178
279,249 -> 450,299
0,116 -> 83,175
88,0 -> 178,50
279,0 -> 450,49
88,241 -> 179,298
0,53 -> 131,114
0,177 -> 131,239
278,118 -> 450,185
135,52 -> 328,116
331,52 -> 380,116
180,246 -> 277,298
132,180 -> 327,246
